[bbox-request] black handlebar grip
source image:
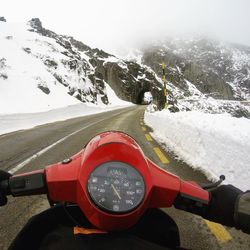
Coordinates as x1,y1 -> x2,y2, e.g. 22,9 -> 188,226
173,193 -> 207,217
0,179 -> 11,196
9,172 -> 47,196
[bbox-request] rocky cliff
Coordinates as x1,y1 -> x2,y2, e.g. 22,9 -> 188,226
1,17 -> 249,117
27,18 -> 166,108
125,37 -> 250,117
140,38 -> 250,101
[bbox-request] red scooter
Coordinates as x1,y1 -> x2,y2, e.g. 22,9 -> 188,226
0,131 -> 224,250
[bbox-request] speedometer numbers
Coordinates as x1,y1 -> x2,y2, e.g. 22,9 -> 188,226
87,162 -> 145,213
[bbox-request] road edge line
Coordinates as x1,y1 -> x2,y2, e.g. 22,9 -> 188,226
9,109 -> 128,174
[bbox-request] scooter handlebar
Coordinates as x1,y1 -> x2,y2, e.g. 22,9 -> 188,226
7,170 -> 47,196
0,131 -> 211,231
0,163 -> 210,230
2,165 -> 210,206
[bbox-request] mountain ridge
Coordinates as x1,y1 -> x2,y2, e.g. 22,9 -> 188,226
124,37 -> 250,118
1,17 -> 250,118
0,18 -> 166,113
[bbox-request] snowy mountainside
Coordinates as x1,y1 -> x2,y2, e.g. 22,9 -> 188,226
166,38 -> 250,100
0,21 -> 101,113
142,37 -> 250,99
125,37 -> 250,118
0,18 -> 164,114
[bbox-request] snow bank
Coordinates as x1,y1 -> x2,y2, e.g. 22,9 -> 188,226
0,103 -> 132,136
145,109 -> 250,191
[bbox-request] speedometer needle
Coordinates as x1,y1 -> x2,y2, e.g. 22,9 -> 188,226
111,184 -> 121,200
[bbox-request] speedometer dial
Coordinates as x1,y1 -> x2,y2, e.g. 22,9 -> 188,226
87,161 -> 145,213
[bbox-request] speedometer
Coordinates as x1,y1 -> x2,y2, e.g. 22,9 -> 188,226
87,161 -> 145,213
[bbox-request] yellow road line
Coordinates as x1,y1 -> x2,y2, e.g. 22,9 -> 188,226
142,126 -> 146,132
145,134 -> 153,141
153,147 -> 170,164
204,220 -> 232,244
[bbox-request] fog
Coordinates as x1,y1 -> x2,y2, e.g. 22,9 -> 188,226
2,0 -> 250,55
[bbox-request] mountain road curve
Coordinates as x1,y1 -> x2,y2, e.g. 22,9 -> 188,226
0,105 -> 249,249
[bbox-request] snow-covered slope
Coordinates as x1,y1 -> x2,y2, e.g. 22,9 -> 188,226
0,19 -> 149,114
0,21 -> 93,113
124,37 -> 250,118
0,23 -> 81,113
139,37 -> 250,100
169,38 -> 250,100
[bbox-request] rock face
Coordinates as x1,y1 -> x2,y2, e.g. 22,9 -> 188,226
93,59 -> 165,108
0,58 -> 8,80
141,38 -> 250,101
0,17 -> 6,22
27,18 -> 166,109
142,45 -> 233,100
121,37 -> 250,117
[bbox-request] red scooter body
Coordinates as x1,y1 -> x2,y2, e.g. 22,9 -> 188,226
44,131 -> 209,231
0,131 -> 212,249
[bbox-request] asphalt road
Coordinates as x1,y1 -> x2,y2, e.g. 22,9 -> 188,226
0,105 -> 249,249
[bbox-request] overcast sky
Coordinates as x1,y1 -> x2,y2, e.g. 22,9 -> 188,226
2,0 -> 250,55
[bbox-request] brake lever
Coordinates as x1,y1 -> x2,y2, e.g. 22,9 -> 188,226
200,175 -> 225,190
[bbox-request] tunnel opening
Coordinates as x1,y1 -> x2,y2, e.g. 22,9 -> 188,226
136,90 -> 153,105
